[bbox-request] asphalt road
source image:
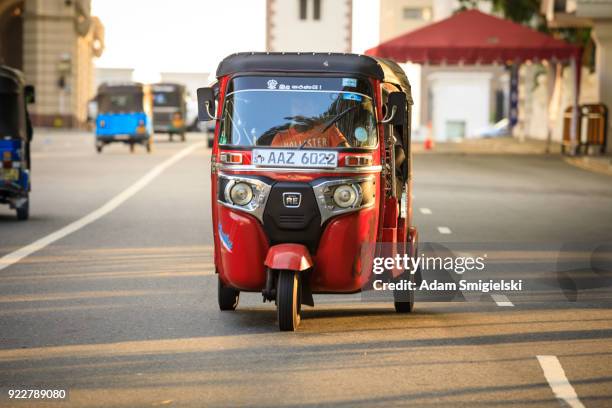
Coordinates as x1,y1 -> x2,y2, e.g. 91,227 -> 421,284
0,130 -> 611,407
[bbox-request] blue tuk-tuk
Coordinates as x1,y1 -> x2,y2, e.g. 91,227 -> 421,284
0,65 -> 34,220
95,82 -> 153,153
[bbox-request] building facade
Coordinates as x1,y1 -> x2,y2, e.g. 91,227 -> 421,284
541,0 -> 612,153
379,0 -> 505,140
266,0 -> 352,52
0,0 -> 104,128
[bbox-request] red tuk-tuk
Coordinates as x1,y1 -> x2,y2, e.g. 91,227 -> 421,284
198,53 -> 417,331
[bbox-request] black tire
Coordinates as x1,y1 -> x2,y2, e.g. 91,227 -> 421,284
394,269 -> 415,314
218,277 -> 239,311
16,199 -> 29,221
277,270 -> 301,331
95,142 -> 103,153
129,143 -> 135,154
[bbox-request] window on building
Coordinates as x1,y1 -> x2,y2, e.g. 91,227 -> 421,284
299,0 -> 307,20
403,7 -> 432,20
313,0 -> 321,20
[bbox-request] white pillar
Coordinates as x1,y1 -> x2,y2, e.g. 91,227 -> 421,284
592,21 -> 612,153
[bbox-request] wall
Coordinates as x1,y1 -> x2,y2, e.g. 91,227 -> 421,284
19,0 -> 103,127
429,71 -> 492,140
267,0 -> 352,52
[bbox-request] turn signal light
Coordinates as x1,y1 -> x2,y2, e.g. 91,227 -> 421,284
219,153 -> 243,164
2,151 -> 12,169
345,155 -> 372,167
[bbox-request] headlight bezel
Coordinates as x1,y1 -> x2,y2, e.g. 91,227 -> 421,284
312,176 -> 376,224
219,174 -> 272,222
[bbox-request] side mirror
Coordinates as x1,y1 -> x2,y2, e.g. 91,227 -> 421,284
380,91 -> 406,125
25,85 -> 36,104
197,87 -> 217,121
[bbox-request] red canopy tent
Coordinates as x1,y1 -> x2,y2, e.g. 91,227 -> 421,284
366,10 -> 582,148
365,9 -> 580,65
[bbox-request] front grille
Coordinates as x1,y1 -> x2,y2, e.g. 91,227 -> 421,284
263,182 -> 322,252
279,214 -> 306,226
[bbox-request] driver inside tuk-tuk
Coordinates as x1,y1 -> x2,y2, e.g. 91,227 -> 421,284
269,97 -> 359,148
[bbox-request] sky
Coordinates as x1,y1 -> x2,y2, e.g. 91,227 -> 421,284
92,0 -> 380,82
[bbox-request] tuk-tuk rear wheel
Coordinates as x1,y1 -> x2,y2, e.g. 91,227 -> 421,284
16,199 -> 29,221
218,277 -> 240,311
277,270 -> 301,331
393,270 -> 415,313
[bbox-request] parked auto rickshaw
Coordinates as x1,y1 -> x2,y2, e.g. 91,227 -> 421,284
0,65 -> 34,220
199,53 -> 416,331
95,82 -> 153,153
152,83 -> 187,142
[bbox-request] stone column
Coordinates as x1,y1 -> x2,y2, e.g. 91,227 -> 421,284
592,21 -> 612,153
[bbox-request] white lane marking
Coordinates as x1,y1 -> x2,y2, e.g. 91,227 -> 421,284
0,142 -> 205,272
490,294 -> 514,307
437,226 -> 452,234
537,355 -> 585,408
419,207 -> 432,215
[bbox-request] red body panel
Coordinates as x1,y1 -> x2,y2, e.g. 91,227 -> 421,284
265,244 -> 313,271
312,207 -> 379,292
216,206 -> 269,291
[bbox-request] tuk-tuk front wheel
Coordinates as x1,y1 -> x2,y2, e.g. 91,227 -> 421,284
218,277 -> 239,311
277,270 -> 301,331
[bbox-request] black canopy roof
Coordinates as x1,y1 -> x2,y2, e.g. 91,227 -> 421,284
97,82 -> 144,94
0,65 -> 25,93
152,83 -> 186,92
216,52 -> 412,100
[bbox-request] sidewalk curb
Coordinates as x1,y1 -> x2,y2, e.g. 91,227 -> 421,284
564,156 -> 612,177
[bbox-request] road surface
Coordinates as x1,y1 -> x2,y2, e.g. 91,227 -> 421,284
0,131 -> 611,407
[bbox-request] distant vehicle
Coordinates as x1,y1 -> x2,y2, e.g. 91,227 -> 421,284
475,118 -> 509,138
0,65 -> 35,220
95,82 -> 154,153
152,83 -> 187,142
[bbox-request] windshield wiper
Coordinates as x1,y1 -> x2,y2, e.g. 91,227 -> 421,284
321,106 -> 358,133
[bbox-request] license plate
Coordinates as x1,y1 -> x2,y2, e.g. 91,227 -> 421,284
0,168 -> 19,181
252,149 -> 338,168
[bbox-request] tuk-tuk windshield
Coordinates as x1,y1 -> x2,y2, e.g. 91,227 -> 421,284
0,93 -> 20,138
220,76 -> 377,148
153,91 -> 181,107
98,92 -> 143,113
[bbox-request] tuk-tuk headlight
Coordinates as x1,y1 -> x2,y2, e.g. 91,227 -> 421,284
229,182 -> 253,206
333,184 -> 358,208
219,175 -> 273,222
313,176 -> 376,224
